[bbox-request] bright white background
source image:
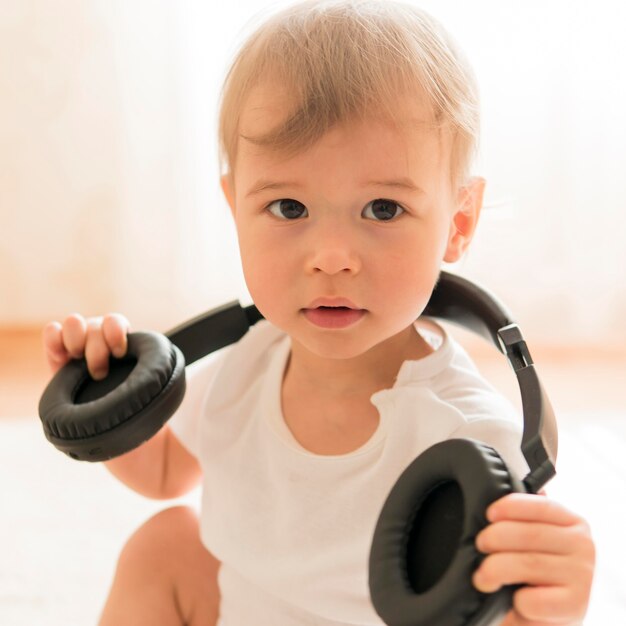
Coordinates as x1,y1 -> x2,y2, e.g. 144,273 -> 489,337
1,0 -> 625,349
1,2 -> 625,625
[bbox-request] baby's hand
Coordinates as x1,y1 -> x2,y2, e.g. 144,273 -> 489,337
42,313 -> 130,380
473,492 -> 595,625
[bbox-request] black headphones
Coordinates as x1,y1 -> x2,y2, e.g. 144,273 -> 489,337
38,271 -> 557,626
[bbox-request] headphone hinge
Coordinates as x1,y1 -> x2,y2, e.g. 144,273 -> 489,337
523,460 -> 557,494
498,324 -> 533,371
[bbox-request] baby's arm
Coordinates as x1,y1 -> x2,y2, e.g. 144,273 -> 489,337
473,492 -> 595,625
102,423 -> 201,499
42,313 -> 202,499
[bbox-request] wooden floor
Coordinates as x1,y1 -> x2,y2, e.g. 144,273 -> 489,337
1,327 -> 51,418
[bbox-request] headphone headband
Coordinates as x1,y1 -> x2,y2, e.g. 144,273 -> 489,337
166,271 -> 557,491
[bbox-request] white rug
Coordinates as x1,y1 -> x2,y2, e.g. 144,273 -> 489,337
1,415 -> 624,625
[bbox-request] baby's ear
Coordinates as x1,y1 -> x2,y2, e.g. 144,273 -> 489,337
443,176 -> 486,263
220,174 -> 236,217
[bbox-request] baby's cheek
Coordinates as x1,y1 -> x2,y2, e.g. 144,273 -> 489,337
240,252 -> 294,322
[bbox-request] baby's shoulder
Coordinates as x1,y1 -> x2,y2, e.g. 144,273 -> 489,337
400,318 -> 519,426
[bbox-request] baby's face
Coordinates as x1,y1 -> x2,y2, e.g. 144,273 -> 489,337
222,86 -> 479,361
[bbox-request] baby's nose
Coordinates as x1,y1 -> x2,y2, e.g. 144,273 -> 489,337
306,231 -> 362,275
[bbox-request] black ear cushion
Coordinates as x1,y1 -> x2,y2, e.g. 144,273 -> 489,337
369,438 -> 525,626
38,331 -> 186,462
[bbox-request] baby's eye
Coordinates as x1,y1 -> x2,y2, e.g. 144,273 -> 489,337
266,199 -> 308,220
363,199 -> 405,221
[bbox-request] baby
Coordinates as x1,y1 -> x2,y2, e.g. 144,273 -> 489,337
43,1 -> 595,624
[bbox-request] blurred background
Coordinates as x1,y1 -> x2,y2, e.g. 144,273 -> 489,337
1,1 -> 624,624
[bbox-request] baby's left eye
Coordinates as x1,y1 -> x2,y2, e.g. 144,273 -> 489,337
363,199 -> 405,221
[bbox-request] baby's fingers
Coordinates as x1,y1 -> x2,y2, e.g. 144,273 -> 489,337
43,321 -> 71,372
474,550 -> 593,620
473,552 -> 568,592
512,584 -> 588,624
85,318 -> 111,380
102,313 -> 130,358
61,313 -> 88,359
487,493 -> 580,526
476,521 -> 579,556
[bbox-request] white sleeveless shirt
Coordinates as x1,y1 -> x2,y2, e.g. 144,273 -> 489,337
169,317 -> 528,625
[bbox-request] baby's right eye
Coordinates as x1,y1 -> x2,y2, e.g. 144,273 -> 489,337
266,199 -> 308,220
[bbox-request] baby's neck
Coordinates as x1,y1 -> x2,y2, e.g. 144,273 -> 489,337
280,325 -> 434,455
283,325 -> 434,401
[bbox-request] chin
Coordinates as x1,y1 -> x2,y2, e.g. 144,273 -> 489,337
297,331 -> 377,360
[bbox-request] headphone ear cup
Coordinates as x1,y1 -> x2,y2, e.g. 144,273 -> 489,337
369,438 -> 525,626
38,331 -> 186,462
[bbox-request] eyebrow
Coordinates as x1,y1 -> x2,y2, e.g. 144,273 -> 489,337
245,180 -> 304,198
365,177 -> 424,194
245,177 -> 424,198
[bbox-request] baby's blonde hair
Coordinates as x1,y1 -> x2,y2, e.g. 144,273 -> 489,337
218,0 -> 480,192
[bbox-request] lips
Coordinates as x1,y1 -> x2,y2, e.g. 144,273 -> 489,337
302,305 -> 366,329
305,297 -> 361,309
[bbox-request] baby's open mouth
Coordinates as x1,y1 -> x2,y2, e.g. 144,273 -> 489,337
318,305 -> 352,309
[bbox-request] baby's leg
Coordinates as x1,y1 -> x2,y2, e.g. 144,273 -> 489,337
98,505 -> 220,626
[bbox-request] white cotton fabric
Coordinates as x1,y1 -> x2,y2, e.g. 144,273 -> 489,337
169,317 -> 529,625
